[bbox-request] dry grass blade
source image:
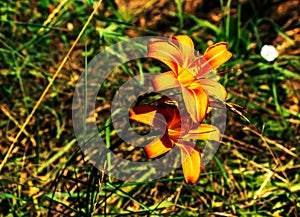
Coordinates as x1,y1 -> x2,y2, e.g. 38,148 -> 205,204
243,127 -> 300,160
38,0 -> 68,34
0,105 -> 36,147
0,0 -> 103,172
233,150 -> 288,183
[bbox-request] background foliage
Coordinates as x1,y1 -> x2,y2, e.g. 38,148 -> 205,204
0,0 -> 299,216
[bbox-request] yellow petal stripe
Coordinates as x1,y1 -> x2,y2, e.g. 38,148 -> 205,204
144,136 -> 174,158
203,42 -> 232,70
185,124 -> 220,141
177,140 -> 201,184
173,35 -> 195,67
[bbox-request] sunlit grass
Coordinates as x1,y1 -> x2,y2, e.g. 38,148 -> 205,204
0,0 -> 299,216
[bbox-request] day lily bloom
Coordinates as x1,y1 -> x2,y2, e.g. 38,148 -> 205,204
129,102 -> 220,184
148,35 -> 232,122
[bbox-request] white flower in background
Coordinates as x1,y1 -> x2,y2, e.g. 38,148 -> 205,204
260,45 -> 278,62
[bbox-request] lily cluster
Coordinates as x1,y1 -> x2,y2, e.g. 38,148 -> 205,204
129,35 -> 232,183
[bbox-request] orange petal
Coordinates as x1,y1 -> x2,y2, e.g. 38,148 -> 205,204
184,124 -> 220,141
144,135 -> 174,158
168,129 -> 181,142
130,105 -> 179,132
157,107 -> 181,126
173,35 -> 195,66
195,56 -> 214,77
177,141 -> 201,184
152,71 -> 180,91
177,67 -> 197,85
203,42 -> 232,70
129,105 -> 158,126
148,40 -> 182,74
181,85 -> 208,123
199,79 -> 227,100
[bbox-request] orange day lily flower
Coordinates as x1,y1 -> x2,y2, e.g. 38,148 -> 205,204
147,35 -> 232,122
129,102 -> 220,184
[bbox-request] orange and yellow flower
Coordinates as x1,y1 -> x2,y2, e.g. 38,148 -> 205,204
128,35 -> 233,183
148,35 -> 232,122
129,101 -> 220,184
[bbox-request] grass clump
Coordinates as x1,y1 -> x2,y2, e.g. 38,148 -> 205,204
0,0 -> 299,216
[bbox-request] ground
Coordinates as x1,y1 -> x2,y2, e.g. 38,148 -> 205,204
0,0 -> 299,216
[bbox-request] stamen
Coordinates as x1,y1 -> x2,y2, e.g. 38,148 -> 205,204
193,56 -> 203,74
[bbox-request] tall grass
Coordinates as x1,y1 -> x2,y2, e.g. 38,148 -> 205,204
0,0 -> 299,216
